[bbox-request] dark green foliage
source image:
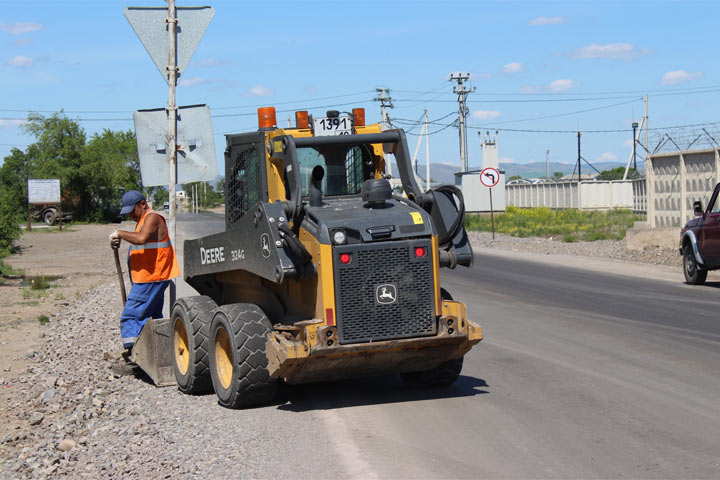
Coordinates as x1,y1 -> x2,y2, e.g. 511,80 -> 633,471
598,166 -> 635,180
0,111 -> 143,252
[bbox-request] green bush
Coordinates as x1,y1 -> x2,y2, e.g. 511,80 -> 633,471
38,315 -> 49,325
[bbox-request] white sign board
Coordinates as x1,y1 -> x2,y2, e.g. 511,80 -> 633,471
133,104 -> 217,186
124,6 -> 215,85
480,167 -> 500,188
28,179 -> 60,204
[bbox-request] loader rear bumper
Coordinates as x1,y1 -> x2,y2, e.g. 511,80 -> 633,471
266,318 -> 482,385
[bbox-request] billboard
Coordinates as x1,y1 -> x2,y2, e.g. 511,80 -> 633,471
28,179 -> 61,204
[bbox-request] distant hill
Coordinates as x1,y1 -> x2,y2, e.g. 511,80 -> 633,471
398,160 -> 646,185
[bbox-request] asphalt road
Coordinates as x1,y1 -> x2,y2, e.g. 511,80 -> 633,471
174,212 -> 720,478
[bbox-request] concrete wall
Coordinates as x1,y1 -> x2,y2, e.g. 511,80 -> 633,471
506,180 -> 634,210
455,170 -> 506,212
647,148 -> 719,227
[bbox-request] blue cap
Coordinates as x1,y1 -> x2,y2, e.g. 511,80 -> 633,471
120,190 -> 145,215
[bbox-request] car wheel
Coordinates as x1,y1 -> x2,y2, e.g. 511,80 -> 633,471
683,244 -> 707,285
43,209 -> 57,226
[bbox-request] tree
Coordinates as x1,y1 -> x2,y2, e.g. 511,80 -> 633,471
598,166 -> 635,181
553,171 -> 564,179
185,181 -> 224,210
508,175 -> 522,181
151,187 -> 169,207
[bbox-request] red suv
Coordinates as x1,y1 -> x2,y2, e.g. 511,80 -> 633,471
680,183 -> 720,284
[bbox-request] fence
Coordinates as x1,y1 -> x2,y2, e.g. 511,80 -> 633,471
646,148 -> 719,227
506,179 -> 637,211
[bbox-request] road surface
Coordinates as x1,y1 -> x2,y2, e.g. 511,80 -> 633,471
175,212 -> 720,478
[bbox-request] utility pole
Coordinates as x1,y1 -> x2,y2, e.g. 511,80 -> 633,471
449,72 -> 475,172
425,109 -> 430,191
577,131 -> 582,210
632,122 -> 639,174
374,86 -> 394,176
167,0 -> 178,306
644,95 -> 649,156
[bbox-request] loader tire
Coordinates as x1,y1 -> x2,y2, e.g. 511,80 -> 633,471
209,303 -> 278,409
401,356 -> 464,387
170,296 -> 217,395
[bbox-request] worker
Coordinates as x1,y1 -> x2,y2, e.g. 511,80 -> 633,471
109,190 -> 180,374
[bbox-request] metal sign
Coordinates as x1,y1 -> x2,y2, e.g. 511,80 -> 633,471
28,179 -> 60,204
124,6 -> 214,85
480,167 -> 500,188
134,104 -> 217,186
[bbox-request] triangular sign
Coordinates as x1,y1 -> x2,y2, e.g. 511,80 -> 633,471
124,6 -> 214,85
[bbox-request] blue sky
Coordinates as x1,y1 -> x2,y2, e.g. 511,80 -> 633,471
1,0 -> 719,177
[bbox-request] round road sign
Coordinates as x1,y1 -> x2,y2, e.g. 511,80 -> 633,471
480,167 -> 500,188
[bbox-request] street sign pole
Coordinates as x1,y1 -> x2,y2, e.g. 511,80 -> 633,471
167,0 -> 178,306
489,187 -> 495,240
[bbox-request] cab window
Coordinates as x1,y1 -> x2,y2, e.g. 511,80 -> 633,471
297,145 -> 371,197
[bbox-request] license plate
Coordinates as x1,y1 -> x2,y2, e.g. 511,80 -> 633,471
313,116 -> 352,136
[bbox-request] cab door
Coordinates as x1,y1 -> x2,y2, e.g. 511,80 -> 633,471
700,188 -> 720,264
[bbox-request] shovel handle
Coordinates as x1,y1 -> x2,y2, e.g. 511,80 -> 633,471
113,247 -> 127,305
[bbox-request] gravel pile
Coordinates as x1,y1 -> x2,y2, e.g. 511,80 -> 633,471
0,283 -> 341,479
468,231 -> 682,268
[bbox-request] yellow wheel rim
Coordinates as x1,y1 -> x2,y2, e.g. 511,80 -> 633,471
215,326 -> 233,390
173,319 -> 190,376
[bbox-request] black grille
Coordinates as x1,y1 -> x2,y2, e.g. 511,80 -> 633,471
334,240 -> 435,344
226,144 -> 261,229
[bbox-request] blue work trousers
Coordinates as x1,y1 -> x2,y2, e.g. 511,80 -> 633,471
120,280 -> 170,349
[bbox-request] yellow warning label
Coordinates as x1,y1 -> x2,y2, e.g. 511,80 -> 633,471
410,212 -> 423,224
274,140 -> 283,153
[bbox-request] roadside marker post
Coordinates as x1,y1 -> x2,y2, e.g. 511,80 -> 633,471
479,167 -> 500,240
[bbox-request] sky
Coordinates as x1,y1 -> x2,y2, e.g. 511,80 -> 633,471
1,0 -> 719,179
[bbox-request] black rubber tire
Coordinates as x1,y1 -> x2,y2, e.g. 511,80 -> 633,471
401,357 -> 464,387
401,287 -> 464,387
43,209 -> 57,226
170,296 -> 217,394
209,304 -> 278,409
683,244 -> 707,285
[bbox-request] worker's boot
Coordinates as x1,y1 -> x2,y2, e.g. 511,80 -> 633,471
111,348 -> 138,376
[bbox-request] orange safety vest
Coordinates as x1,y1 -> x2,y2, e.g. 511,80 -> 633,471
128,210 -> 180,283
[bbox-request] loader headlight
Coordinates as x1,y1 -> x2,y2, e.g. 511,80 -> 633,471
332,230 -> 347,245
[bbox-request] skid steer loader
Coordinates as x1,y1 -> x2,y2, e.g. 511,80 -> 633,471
134,106 -> 482,408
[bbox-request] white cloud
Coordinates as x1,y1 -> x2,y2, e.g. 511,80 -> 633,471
528,16 -> 566,26
178,76 -> 208,87
193,58 -> 234,68
549,78 -> 579,92
249,85 -> 273,97
661,70 -> 702,85
0,21 -> 43,35
570,42 -> 650,60
501,62 -> 524,74
8,55 -> 32,68
0,118 -> 26,128
597,152 -> 617,162
472,110 -> 501,120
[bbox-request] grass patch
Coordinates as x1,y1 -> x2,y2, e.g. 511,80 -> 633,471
465,206 -> 645,242
54,292 -> 65,301
38,315 -> 49,325
22,288 -> 48,300
0,260 -> 23,277
31,275 -> 51,290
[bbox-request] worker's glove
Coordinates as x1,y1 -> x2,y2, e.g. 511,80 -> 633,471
109,230 -> 121,249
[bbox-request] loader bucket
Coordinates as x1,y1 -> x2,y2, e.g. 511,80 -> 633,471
130,318 -> 177,387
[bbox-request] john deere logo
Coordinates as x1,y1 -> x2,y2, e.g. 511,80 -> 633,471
376,284 -> 397,305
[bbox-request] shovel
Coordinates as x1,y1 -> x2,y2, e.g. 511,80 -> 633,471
112,246 -> 127,305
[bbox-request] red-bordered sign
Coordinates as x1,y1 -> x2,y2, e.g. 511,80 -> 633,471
480,167 -> 500,188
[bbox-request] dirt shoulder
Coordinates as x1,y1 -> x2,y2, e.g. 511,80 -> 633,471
1,223 -> 132,389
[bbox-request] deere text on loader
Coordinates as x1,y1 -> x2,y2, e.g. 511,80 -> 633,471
161,106 -> 482,408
